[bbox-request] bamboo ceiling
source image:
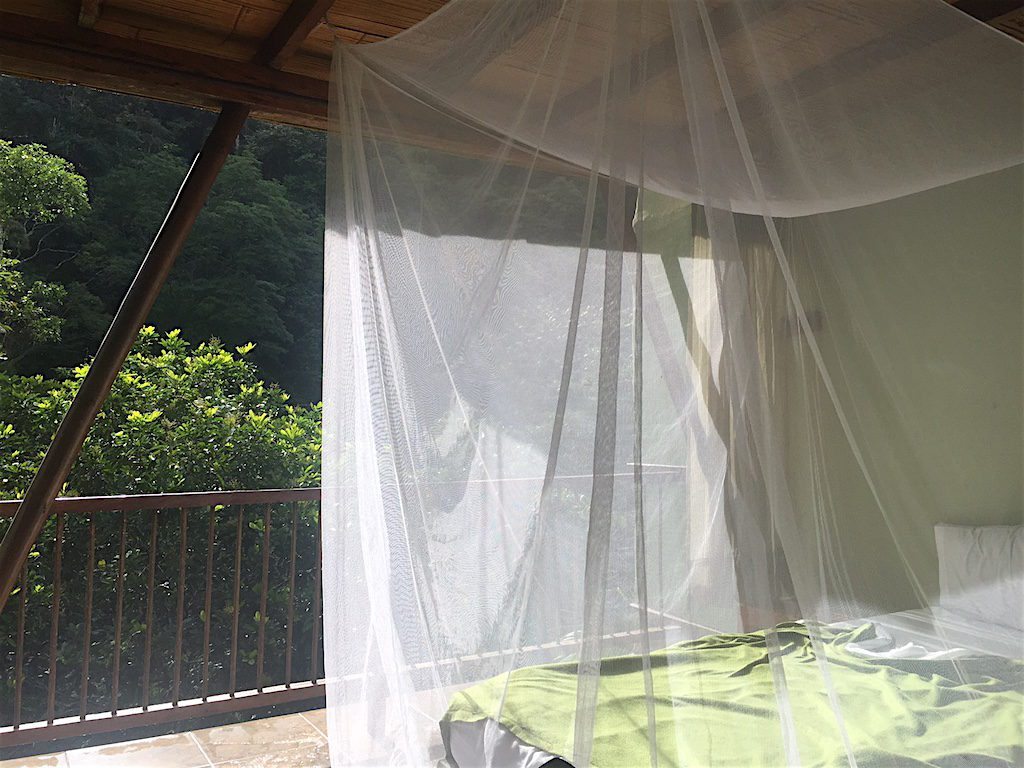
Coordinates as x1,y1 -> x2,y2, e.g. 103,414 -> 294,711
0,0 -> 1021,131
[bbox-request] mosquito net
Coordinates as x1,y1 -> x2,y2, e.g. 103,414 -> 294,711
321,1 -> 1024,765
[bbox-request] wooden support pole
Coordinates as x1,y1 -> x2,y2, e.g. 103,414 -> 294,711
0,102 -> 251,614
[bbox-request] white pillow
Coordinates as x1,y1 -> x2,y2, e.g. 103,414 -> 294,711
934,524 -> 1023,632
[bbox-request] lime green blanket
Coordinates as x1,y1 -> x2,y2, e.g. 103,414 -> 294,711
442,623 -> 1023,767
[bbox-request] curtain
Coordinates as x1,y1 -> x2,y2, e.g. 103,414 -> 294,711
321,1 -> 1023,765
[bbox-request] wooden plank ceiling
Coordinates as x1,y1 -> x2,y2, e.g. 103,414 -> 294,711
0,0 -> 1020,131
0,0 -> 448,128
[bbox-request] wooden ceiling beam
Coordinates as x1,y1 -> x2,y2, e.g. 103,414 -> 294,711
0,12 -> 329,127
428,0 -> 562,89
256,0 -> 337,67
552,0 -> 1022,131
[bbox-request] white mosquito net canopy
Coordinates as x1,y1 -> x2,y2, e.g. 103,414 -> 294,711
321,1 -> 1024,765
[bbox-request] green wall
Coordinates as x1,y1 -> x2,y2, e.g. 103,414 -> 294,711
782,166 -> 1023,611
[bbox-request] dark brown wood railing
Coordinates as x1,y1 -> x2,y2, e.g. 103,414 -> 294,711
0,488 -> 323,750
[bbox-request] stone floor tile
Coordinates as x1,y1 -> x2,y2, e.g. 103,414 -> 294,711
191,713 -> 322,765
64,733 -> 208,768
0,752 -> 70,768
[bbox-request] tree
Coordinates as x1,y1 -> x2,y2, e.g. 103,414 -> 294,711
66,149 -> 325,402
0,258 -> 66,367
0,139 -> 89,254
0,140 -> 89,367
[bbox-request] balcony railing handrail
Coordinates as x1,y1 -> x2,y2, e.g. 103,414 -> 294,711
1,486 -> 325,751
0,487 -> 322,518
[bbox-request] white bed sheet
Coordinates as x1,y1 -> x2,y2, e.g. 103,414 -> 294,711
843,606 -> 1024,660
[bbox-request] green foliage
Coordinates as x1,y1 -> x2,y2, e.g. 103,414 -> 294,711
0,368 -> 51,499
153,153 -> 322,380
0,257 -> 66,366
0,139 -> 89,250
0,140 -> 87,368
0,328 -> 321,498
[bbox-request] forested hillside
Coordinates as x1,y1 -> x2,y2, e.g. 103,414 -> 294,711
0,76 -> 326,404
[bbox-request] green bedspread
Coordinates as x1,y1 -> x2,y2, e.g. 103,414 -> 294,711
441,623 -> 1023,767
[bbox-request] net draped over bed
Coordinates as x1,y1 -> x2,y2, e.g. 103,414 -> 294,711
321,1 -> 1024,765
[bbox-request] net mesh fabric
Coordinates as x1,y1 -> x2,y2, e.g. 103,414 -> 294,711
321,1 -> 1023,765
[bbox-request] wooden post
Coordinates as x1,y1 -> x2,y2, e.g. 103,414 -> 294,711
0,102 -> 250,613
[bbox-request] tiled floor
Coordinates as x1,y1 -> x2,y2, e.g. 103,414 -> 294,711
0,710 -> 331,768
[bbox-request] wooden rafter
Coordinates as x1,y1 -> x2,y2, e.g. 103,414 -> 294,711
721,4 -> 989,132
256,0 -> 337,67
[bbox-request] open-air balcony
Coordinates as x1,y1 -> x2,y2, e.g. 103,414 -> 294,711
1,489 -> 327,767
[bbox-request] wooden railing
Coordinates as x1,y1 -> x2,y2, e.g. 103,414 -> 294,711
0,488 -> 323,750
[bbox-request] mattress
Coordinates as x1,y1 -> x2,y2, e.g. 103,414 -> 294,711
447,718 -> 560,768
442,610 -> 1024,768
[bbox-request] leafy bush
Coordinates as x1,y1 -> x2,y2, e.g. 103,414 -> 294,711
0,327 -> 321,499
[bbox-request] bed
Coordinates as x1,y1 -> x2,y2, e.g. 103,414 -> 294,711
441,525 -> 1024,768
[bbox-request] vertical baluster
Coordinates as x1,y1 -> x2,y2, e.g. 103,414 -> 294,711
310,506 -> 322,684
46,512 -> 64,724
229,506 -> 244,696
141,509 -> 158,710
256,504 -> 271,691
172,507 -> 188,705
79,513 -> 96,719
202,505 -> 215,701
111,511 -> 127,714
14,562 -> 27,728
284,502 -> 298,687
